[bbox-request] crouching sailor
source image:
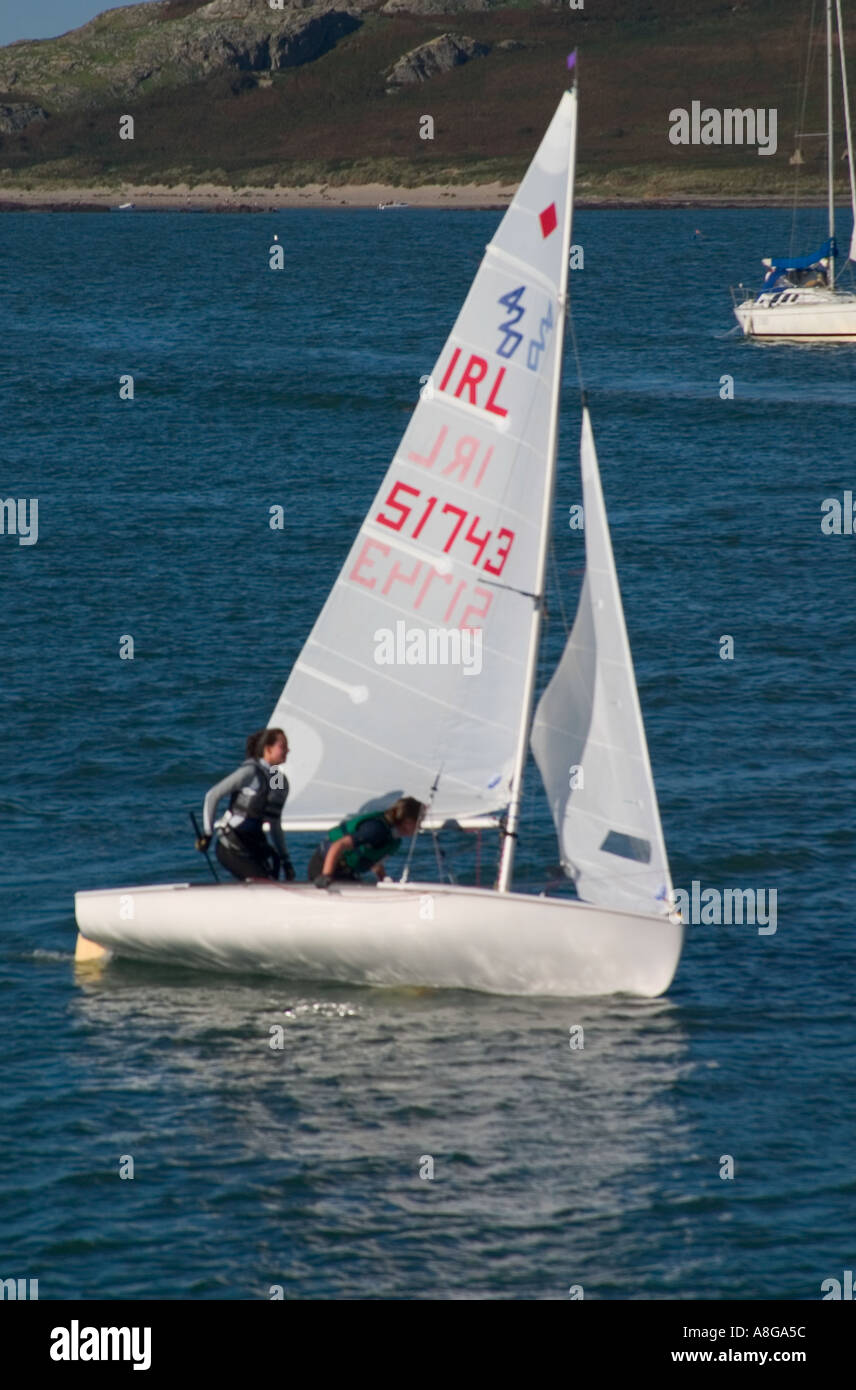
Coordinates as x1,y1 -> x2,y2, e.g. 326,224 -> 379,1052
309,796 -> 424,888
196,727 -> 296,882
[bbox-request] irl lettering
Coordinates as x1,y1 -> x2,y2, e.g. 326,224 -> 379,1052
437,350 -> 509,418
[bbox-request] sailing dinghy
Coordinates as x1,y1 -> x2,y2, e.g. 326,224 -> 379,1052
734,0 -> 856,340
75,71 -> 684,998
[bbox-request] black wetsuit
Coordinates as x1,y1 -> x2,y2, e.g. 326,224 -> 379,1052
203,759 -> 293,882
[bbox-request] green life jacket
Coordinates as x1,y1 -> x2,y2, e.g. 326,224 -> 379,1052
328,811 -> 400,873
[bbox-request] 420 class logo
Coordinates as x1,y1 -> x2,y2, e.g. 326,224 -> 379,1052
496,286 -> 554,371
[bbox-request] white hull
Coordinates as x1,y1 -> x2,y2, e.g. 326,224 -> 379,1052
735,288 -> 856,340
74,880 -> 684,999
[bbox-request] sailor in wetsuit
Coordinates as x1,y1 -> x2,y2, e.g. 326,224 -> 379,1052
308,796 -> 424,888
196,727 -> 296,882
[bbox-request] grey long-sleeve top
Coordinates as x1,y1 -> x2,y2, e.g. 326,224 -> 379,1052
202,764 -> 256,837
202,764 -> 292,866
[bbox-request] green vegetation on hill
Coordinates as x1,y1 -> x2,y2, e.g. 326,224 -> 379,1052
0,0 -> 852,196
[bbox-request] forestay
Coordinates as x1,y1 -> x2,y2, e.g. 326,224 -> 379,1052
530,409 -> 673,917
271,93 -> 578,829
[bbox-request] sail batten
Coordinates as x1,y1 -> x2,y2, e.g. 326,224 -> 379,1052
288,670 -> 519,734
486,245 -> 560,293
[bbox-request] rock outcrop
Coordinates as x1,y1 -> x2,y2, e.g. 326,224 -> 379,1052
0,102 -> 49,134
386,32 -> 489,87
0,0 -> 363,112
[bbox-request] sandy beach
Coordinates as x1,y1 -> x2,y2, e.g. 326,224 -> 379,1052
0,181 -> 518,212
0,180 -> 816,211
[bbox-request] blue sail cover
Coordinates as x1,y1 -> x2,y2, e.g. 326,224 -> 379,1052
766,237 -> 837,271
760,237 -> 837,291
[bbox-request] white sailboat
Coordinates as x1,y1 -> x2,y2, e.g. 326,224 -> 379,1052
734,0 -> 856,340
75,71 -> 684,999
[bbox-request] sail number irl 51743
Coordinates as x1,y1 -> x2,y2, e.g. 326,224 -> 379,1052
376,483 -> 514,578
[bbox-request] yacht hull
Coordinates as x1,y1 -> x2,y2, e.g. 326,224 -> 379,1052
735,290 -> 856,340
74,879 -> 685,999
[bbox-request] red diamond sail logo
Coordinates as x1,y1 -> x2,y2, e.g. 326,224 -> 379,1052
539,202 -> 558,238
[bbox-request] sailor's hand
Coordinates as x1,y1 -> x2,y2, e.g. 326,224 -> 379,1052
283,860 -> 296,882
314,873 -> 333,889
195,835 -> 211,853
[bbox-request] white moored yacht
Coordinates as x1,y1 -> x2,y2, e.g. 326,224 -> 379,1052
734,0 -> 856,341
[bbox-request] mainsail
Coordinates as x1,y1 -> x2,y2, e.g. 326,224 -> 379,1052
271,93 -> 578,828
530,409 -> 673,917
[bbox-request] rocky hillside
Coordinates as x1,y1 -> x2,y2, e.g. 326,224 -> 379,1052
0,0 -> 850,195
0,1 -> 366,112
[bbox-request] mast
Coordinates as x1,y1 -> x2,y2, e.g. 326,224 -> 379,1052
829,0 -> 837,287
836,0 -> 856,260
497,71 -> 578,894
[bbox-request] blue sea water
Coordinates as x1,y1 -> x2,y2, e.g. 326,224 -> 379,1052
1,207 -> 854,1300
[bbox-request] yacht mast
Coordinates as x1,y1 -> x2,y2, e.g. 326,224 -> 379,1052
497,74 -> 578,894
828,0 -> 837,288
835,0 -> 856,260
